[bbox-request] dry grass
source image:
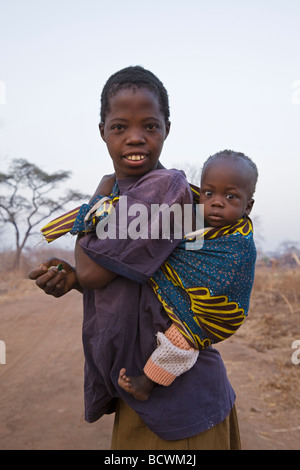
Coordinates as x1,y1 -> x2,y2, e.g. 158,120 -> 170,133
1,250 -> 299,310
235,265 -> 300,413
247,266 -> 300,347
252,266 -> 300,310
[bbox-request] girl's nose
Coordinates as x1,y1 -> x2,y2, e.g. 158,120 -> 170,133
126,129 -> 146,145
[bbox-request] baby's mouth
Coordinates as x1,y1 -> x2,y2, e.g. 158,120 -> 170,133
208,213 -> 223,221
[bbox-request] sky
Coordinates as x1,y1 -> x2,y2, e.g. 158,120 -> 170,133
0,0 -> 300,253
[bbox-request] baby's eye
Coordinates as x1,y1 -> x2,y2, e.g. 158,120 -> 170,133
203,190 -> 213,197
226,194 -> 237,200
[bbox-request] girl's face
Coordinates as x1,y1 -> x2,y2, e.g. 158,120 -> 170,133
199,158 -> 254,228
99,87 -> 170,179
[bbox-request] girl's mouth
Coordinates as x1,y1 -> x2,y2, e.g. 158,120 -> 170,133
123,154 -> 147,161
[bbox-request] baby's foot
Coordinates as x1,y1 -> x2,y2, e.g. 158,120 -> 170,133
118,368 -> 154,401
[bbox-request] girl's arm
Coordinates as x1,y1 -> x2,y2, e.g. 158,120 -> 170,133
28,235 -> 117,295
28,174 -> 118,296
28,258 -> 82,297
89,173 -> 116,201
28,234 -> 117,295
75,235 -> 117,289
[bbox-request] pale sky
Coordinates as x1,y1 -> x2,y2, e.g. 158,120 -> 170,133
1,0 -> 300,253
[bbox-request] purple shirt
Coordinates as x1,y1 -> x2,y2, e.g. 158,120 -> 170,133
80,169 -> 235,440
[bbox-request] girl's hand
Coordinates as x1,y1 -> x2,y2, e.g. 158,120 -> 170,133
28,258 -> 82,297
89,173 -> 116,201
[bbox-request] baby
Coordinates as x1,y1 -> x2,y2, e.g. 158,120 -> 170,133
118,149 -> 258,400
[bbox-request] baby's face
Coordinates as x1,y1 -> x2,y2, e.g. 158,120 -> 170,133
199,158 -> 254,228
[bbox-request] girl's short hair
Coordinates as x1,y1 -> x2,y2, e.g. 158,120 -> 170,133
100,65 -> 170,124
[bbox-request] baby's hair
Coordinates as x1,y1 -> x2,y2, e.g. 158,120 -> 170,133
202,149 -> 258,196
100,65 -> 170,124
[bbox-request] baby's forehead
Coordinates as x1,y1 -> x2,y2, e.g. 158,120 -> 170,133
202,157 -> 248,178
201,157 -> 253,192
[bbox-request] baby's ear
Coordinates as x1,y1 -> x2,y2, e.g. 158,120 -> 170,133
245,198 -> 254,215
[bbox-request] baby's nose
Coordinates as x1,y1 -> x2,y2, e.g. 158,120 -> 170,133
211,197 -> 225,207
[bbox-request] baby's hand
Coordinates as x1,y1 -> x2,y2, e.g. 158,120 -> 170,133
28,258 -> 80,297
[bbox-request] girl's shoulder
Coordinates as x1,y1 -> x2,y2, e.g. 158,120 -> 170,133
137,168 -> 189,187
122,168 -> 192,206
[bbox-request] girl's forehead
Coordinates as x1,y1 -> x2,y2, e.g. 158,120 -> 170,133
106,86 -> 163,119
105,87 -> 165,126
109,86 -> 159,105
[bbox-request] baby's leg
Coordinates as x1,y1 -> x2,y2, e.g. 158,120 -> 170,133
143,324 -> 199,385
119,325 -> 198,401
118,368 -> 154,401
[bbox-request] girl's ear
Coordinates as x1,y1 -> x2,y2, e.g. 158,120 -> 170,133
165,121 -> 171,139
99,123 -> 106,142
245,198 -> 255,215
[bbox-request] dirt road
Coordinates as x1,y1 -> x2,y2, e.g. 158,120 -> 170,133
0,277 -> 299,450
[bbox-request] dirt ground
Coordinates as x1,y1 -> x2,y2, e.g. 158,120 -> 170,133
0,267 -> 299,450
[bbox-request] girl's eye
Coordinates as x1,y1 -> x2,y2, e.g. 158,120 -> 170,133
204,190 -> 213,197
111,124 -> 125,131
146,123 -> 159,131
226,194 -> 237,200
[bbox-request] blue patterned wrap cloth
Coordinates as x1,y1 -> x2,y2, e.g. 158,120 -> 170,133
149,217 -> 256,349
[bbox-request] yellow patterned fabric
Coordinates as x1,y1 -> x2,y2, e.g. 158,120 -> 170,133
41,183 -> 120,243
41,206 -> 81,243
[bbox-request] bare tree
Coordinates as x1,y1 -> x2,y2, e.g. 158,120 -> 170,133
0,158 -> 88,268
179,163 -> 202,186
278,240 -> 300,255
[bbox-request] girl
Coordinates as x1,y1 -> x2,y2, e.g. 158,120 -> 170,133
29,66 -> 241,450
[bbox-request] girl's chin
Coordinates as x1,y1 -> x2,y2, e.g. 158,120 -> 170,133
117,159 -> 160,177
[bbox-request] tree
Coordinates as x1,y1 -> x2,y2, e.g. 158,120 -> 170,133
278,239 -> 300,255
180,163 -> 202,186
0,158 -> 89,268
